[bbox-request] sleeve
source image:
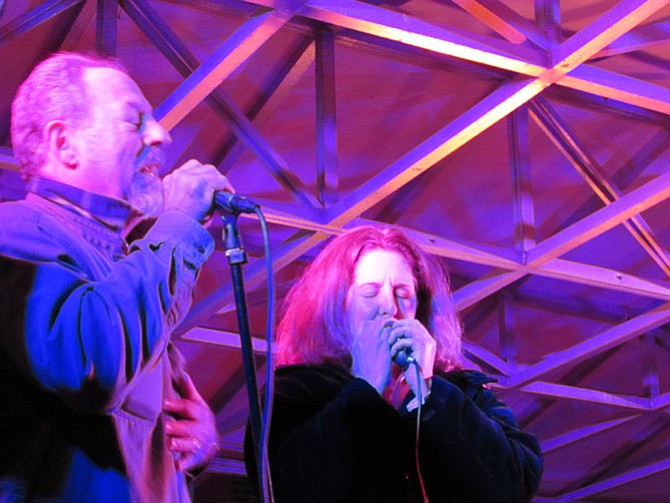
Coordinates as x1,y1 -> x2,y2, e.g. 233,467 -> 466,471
409,371 -> 543,502
0,209 -> 214,413
245,369 -> 400,502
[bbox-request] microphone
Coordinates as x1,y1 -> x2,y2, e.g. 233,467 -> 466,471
214,191 -> 260,214
384,320 -> 415,369
393,348 -> 415,369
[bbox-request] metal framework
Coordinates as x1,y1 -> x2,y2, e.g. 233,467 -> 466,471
2,1 -> 670,500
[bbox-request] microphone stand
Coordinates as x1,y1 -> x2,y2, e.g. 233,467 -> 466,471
221,213 -> 263,483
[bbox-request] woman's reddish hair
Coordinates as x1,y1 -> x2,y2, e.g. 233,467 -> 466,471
276,226 -> 464,372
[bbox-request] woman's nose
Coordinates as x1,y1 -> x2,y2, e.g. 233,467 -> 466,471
378,288 -> 398,318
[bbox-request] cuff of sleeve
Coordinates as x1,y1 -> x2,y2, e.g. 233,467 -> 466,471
140,211 -> 215,268
405,377 -> 432,412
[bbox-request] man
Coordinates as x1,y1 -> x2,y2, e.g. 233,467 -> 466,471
0,52 -> 228,502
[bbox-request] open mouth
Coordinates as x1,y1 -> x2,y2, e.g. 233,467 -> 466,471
138,164 -> 159,176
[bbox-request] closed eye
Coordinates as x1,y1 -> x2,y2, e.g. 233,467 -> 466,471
360,284 -> 381,298
395,286 -> 415,299
132,113 -> 145,130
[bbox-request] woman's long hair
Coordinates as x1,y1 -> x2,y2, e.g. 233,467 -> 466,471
276,225 -> 464,372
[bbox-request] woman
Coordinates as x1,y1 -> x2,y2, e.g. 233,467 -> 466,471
246,226 -> 542,502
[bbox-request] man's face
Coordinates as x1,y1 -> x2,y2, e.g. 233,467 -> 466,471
74,67 -> 171,214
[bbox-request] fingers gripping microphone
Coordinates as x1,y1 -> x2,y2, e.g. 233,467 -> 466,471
214,191 -> 260,214
394,348 -> 415,369
384,321 -> 415,369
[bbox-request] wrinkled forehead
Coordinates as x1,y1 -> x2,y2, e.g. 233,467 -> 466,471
352,248 -> 416,285
82,66 -> 151,110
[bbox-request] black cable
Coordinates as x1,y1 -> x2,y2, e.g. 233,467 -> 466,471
409,360 -> 429,503
255,207 -> 275,503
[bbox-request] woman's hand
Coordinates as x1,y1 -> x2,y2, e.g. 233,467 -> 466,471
350,318 -> 395,394
387,319 -> 436,398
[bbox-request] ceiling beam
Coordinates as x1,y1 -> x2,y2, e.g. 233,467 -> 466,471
521,381 -> 649,410
508,300 -> 670,387
529,97 -> 670,278
124,0 -> 318,208
542,415 -> 640,453
594,20 -> 670,58
179,0 -> 670,344
277,0 -> 670,115
315,28 -> 338,207
154,9 -> 293,131
217,37 -> 315,170
0,0 -> 84,43
96,0 -> 118,56
451,0 -> 527,45
558,457 -> 670,500
526,169 -> 670,267
508,107 -> 536,253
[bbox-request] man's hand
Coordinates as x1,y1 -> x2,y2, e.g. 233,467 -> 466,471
162,159 -> 234,224
164,370 -> 219,473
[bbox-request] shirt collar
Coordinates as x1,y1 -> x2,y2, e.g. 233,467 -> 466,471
27,176 -> 133,231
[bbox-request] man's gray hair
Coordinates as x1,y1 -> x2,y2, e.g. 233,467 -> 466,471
11,52 -> 127,179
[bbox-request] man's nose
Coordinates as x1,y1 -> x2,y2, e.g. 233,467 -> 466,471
144,117 -> 172,147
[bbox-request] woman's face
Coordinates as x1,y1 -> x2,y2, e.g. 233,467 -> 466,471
345,249 -> 418,335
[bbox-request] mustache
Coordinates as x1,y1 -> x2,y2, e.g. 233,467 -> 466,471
136,146 -> 165,172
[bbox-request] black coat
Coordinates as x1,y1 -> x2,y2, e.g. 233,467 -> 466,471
246,364 -> 543,502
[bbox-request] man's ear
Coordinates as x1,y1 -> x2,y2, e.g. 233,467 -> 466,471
44,120 -> 78,169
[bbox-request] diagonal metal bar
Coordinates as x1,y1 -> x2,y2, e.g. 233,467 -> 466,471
521,381 -> 650,410
526,169 -> 670,267
553,0 -> 670,72
451,0 -> 527,44
322,0 -> 670,226
472,0 -> 552,51
302,0 -> 548,74
123,0 -> 318,208
462,341 -> 513,375
180,0 -> 670,332
650,390 -> 670,410
529,97 -> 670,278
474,0 -> 549,48
0,0 -> 84,43
535,259 -> 670,301
176,229 -> 332,333
559,457 -> 670,501
595,20 -> 670,58
60,0 -> 96,51
562,64 -> 670,115
324,76 -> 551,225
178,191 -> 670,329
507,300 -> 670,387
154,9 -> 292,131
293,0 -> 670,114
454,269 -> 525,311
541,415 -> 640,453
216,37 -> 315,170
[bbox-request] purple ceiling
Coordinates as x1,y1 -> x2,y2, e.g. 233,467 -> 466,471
2,1 -> 670,501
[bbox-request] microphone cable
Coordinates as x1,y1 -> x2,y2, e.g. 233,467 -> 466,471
408,359 -> 429,503
254,206 -> 276,503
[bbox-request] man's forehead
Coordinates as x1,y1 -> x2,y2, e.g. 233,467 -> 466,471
82,66 -> 150,108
